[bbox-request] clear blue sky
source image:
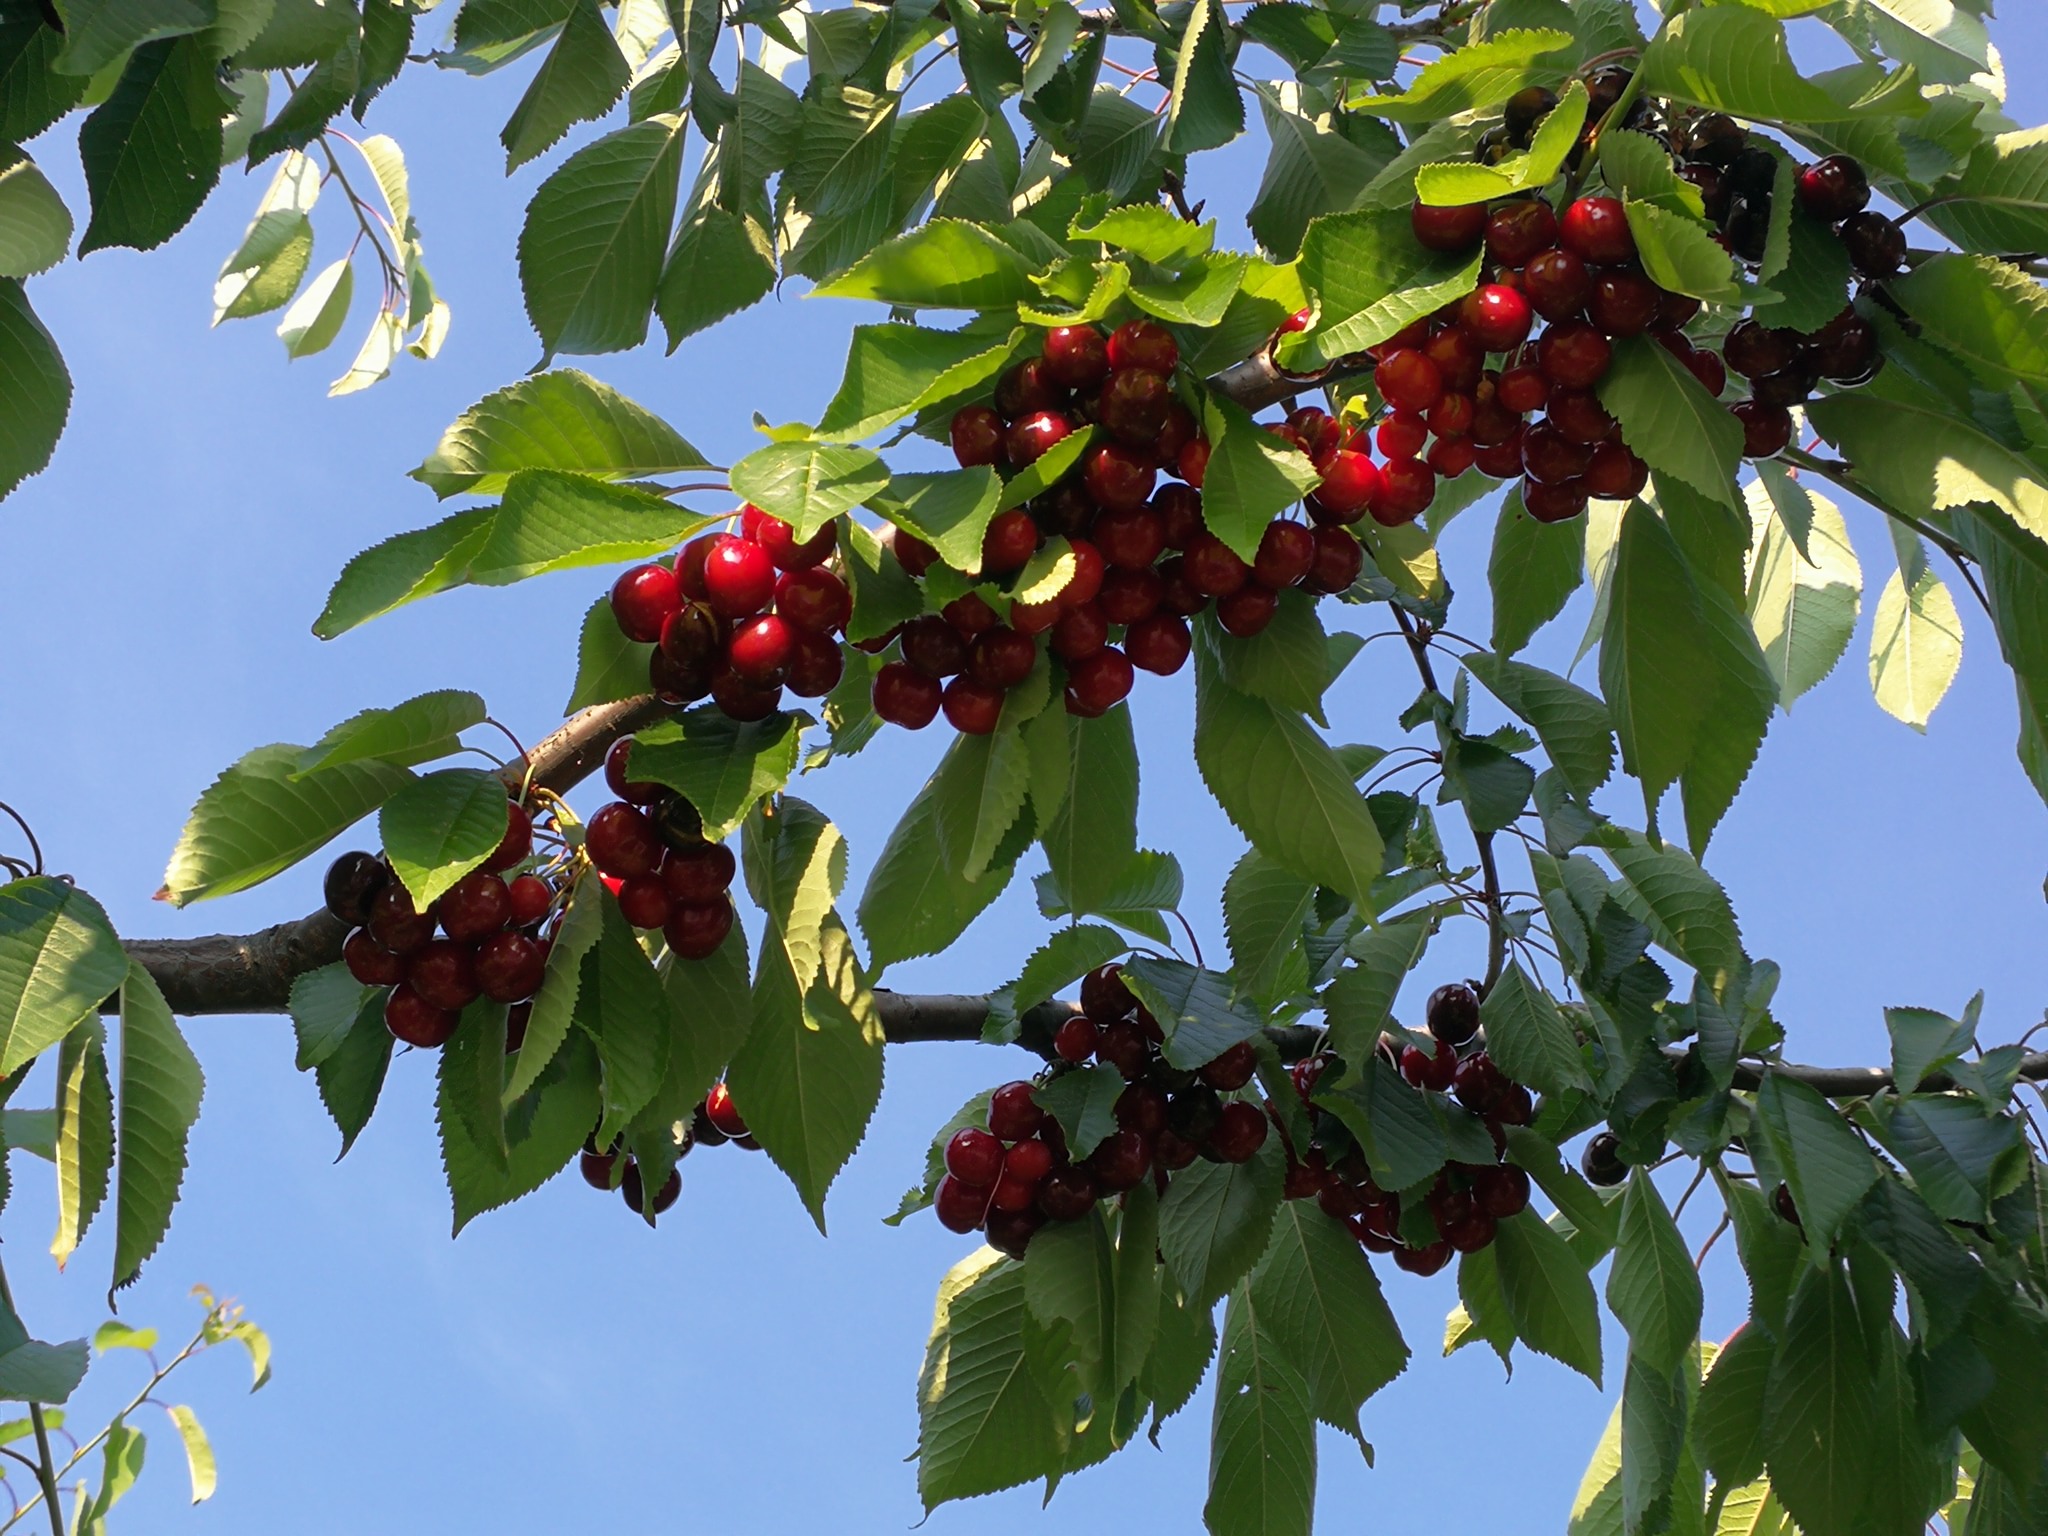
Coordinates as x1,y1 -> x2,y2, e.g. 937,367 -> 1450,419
3,10 -> 2046,1533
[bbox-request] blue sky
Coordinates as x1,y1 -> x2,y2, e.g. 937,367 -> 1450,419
3,9 -> 2046,1533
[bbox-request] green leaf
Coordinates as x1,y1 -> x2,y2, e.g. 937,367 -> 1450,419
1597,338 -> 1742,508
1277,207 -> 1482,371
1210,589 -> 1338,719
412,369 -> 706,498
1480,960 -> 1590,1098
1490,494 -> 1588,656
1761,1263 -> 1878,1536
1891,253 -> 2048,388
0,10 -> 82,143
166,1403 -> 215,1502
867,467 -> 1002,573
0,279 -> 69,501
1600,830 -> 1746,989
0,1337 -> 87,1404
1348,27 -> 1573,121
1952,506 -> 2048,804
1164,0 -> 1241,153
78,36 -> 223,252
813,218 -> 1035,309
1031,1064 -> 1125,1162
297,690 -> 485,776
1251,1201 -> 1407,1445
1038,706 -> 1139,919
1416,79 -> 1588,205
1247,89 -> 1387,261
160,744 -> 412,907
859,743 -> 1027,972
1922,127 -> 2048,254
1492,1208 -> 1602,1385
0,880 -> 124,1079
815,324 -> 1003,443
729,439 -> 888,542
0,149 -> 70,278
111,963 -> 203,1293
1205,1288 -> 1316,1536
995,421 -> 1096,512
49,1020 -> 111,1270
275,257 -> 351,359
518,113 -> 684,361
52,0 -> 209,76
1696,1322 -> 1773,1486
584,894 -> 668,1144
624,707 -> 805,842
1021,1208 -> 1114,1420
314,509 -> 494,639
441,1029 -> 600,1234
933,724 -> 1032,885
656,204 -> 775,348
1752,1073 -> 1878,1249
1598,129 -> 1707,220
1623,198 -> 1740,303
1637,7 -> 1851,122
1744,474 -> 1861,710
1158,1133 -> 1284,1308
500,0 -> 629,171
212,150 -> 319,321
565,594 -> 651,712
510,885 -> 605,1108
1868,546 -> 1962,732
917,1250 -> 1063,1510
1193,643 -> 1383,908
1145,1290 -> 1219,1434
1321,915 -> 1432,1066
1868,1094 -> 2021,1224
1121,957 -> 1266,1071
287,961 -> 372,1073
474,472 -> 712,582
1223,850 -> 1312,1007
312,988 -> 392,1155
1462,652 -> 1615,799
1606,1171 -> 1702,1378
1315,1054 -> 1445,1192
379,767 -> 509,910
643,915 -> 750,1144
1598,503 -> 1717,821
985,924 -> 1125,1045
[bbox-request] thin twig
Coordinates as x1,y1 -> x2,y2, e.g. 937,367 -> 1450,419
0,804 -> 43,875
1780,446 -> 1993,618
1693,1214 -> 1732,1271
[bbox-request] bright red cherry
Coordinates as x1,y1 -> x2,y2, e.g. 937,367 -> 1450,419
772,567 -> 850,635
1373,458 -> 1436,524
942,677 -> 1004,735
1376,412 -> 1428,461
1083,443 -> 1157,513
742,506 -> 835,571
981,508 -> 1040,575
1460,285 -> 1533,352
343,928 -> 405,987
664,899 -> 733,959
1523,248 -> 1593,320
1004,1138 -> 1055,1187
1426,391 -> 1476,440
885,525 -> 938,577
475,931 -> 547,1003
1005,409 -> 1073,467
1106,319 -> 1178,374
439,870 -> 511,942
674,533 -> 717,600
1309,450 -> 1381,524
726,613 -> 794,686
1301,527 -> 1364,594
1053,1015 -> 1100,1064
1427,437 -> 1476,478
1124,613 -> 1192,675
385,985 -> 460,1048
702,533 -> 776,619
1059,539 -> 1106,608
1537,320 -> 1613,388
1064,646 -> 1134,717
586,802 -> 663,877
1559,196 -> 1635,264
1182,532 -> 1250,598
1484,199 -> 1558,265
988,1080 -> 1046,1142
703,1082 -> 748,1138
1042,324 -> 1111,389
1410,199 -> 1487,252
1423,325 -> 1485,392
946,1127 -> 1006,1186
1374,348 -> 1444,413
933,1174 -> 988,1233
610,563 -> 680,642
1215,583 -> 1279,637
872,661 -> 942,728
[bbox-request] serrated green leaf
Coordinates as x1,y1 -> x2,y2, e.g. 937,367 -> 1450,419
1462,652 -> 1615,799
655,203 -> 775,348
584,892 -> 668,1145
1490,487 -> 1586,658
500,0 -> 629,171
297,690 -> 486,776
1761,1263 -> 1878,1536
1637,7 -> 1851,122
1492,1208 -> 1602,1384
0,880 -> 125,1080
0,279 -> 69,502
1159,1135 -> 1284,1308
866,467 -> 1002,573
160,745 -> 413,907
1251,1201 -> 1407,1446
624,707 -> 805,842
313,508 -> 495,640
1598,338 -> 1742,508
814,218 -> 1036,308
412,369 -> 706,498
1624,199 -> 1740,303
1277,206 -> 1482,371
1600,830 -> 1746,988
379,768 -> 509,909
1038,705 -> 1139,920
986,924 -> 1125,1045
729,439 -> 888,543
0,149 -> 71,279
111,963 -> 203,1293
917,1250 -> 1063,1509
1868,1094 -> 2021,1224
859,742 -> 1027,972
1598,502 -> 1717,821
1753,1073 -> 1878,1249
1744,474 -> 1861,710
1223,849 -> 1313,1008
1315,1054 -> 1445,1192
1031,1063 -> 1124,1162
1164,0 -> 1242,153
287,962 -> 374,1071
1481,960 -> 1591,1097
1247,87 -> 1388,261
0,1337 -> 87,1404
1892,253 -> 2048,388
1211,588 -> 1338,719
442,1028 -> 599,1234
313,988 -> 392,1155
1868,550 -> 1962,733
1922,127 -> 2048,253
1121,957 -> 1266,1071
50,1019 -> 111,1270
1696,1323 -> 1773,1486
76,37 -> 224,254
1348,27 -> 1573,121
1205,1287 -> 1316,1536
1606,1171 -> 1702,1378
1321,915 -> 1432,1067
1417,79 -> 1588,206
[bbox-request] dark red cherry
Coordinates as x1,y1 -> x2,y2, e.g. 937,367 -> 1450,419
981,508 -> 1040,575
1523,248 -> 1593,321
385,984 -> 461,1048
1253,520 -> 1316,589
1731,400 -> 1793,458
941,677 -> 1004,735
1106,319 -> 1178,374
1546,387 -> 1617,445
1400,1038 -> 1458,1092
988,1080 -> 1046,1142
439,870 -> 511,942
367,883 -> 436,956
950,405 -> 1004,467
1485,199 -> 1558,265
1064,646 -> 1134,717
743,505 -> 836,571
1083,443 -> 1157,513
1426,982 -> 1480,1046
1523,476 -> 1589,523
1093,501 -> 1166,570
1423,325 -> 1485,393
1199,1040 -> 1258,1091
1182,532 -> 1250,598
726,613 -> 794,686
872,661 -> 942,728
1374,348 -> 1444,413
1080,963 -> 1133,1020
1839,211 -> 1905,277
773,567 -> 851,635
407,939 -> 480,1012
1087,1127 -> 1153,1193
343,927 -> 406,987
614,874 -> 672,930
1372,458 -> 1436,524
1587,270 -> 1660,337
1006,409 -> 1074,468
946,1127 -> 1006,1186
1037,1166 -> 1098,1222
1460,284 -> 1534,352
1301,526 -> 1364,594
934,1173 -> 990,1233
1051,602 -> 1109,662
1098,367 -> 1174,446
323,851 -> 390,927
587,801 -> 663,877
1053,1015 -> 1101,1064
1722,318 -> 1799,380
1124,612 -> 1192,675
1537,320 -> 1613,388
1206,1100 -> 1269,1163
663,899 -> 733,959
1410,200 -> 1487,253
993,357 -> 1065,419
1215,583 -> 1279,638
1042,324 -> 1110,389
475,930 -> 547,1003
507,874 -> 553,926
1795,155 -> 1869,223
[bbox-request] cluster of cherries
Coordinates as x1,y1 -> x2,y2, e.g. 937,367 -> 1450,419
582,737 -> 740,959
1282,982 -> 1534,1275
575,1081 -> 761,1222
872,318 -> 1368,733
326,797 -> 551,1049
610,507 -> 851,721
931,963 -> 1273,1256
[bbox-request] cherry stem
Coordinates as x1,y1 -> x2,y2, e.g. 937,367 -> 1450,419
483,717 -> 530,770
1693,1213 -> 1732,1272
0,803 -> 43,876
1168,909 -> 1207,968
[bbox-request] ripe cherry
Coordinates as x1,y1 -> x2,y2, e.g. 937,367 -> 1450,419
1096,1018 -> 1151,1080
1722,319 -> 1798,380
1053,1015 -> 1100,1064
1840,210 -> 1905,277
900,615 -> 968,678
675,533 -> 717,600
1374,348 -> 1445,413
507,874 -> 553,927
440,870 -> 511,942
1460,284 -> 1534,352
1731,399 -> 1793,458
1426,981 -> 1481,1046
475,931 -> 547,1003
610,563 -> 681,642
1302,527 -> 1364,594
368,883 -> 436,956
988,1080 -> 1046,1142
949,406 -> 1004,468
1207,1101 -> 1269,1163
1176,436 -> 1211,486
1560,196 -> 1635,264
1087,1128 -> 1153,1192
886,526 -> 938,578
1582,1131 -> 1626,1186
1091,567 -> 1158,625
1537,320 -> 1613,388
1216,583 -> 1279,638
1106,319 -> 1178,374
1005,409 -> 1073,469
702,534 -> 776,619
872,661 -> 942,728
1523,248 -> 1593,321
1037,1167 -> 1098,1222
726,614 -> 794,687
993,357 -> 1064,419
1125,613 -> 1193,676
659,603 -> 723,676
1004,1138 -> 1055,1188
1200,1040 -> 1258,1091
941,677 -> 1004,735
1796,155 -> 1869,223
945,1127 -> 1006,1186
324,851 -> 390,926
1410,200 -> 1487,252
1523,476 -> 1590,523
660,842 -> 735,905
587,802 -> 663,877
1452,1052 -> 1508,1115
1376,412 -> 1428,461
1423,326 -> 1485,393
1080,964 -> 1132,1019
1808,313 -> 1880,385
614,873 -> 672,930
1474,433 -> 1528,480
1065,646 -> 1135,717
1393,1240 -> 1454,1276
1252,520 -> 1315,588
343,927 -> 406,987
743,507 -> 835,571
1587,270 -> 1661,337
1472,1163 -> 1530,1218
1546,387 -> 1616,445
1042,324 -> 1111,389
1180,532 -> 1249,598
1675,339 -> 1728,397
784,633 -> 844,698
1401,1038 -> 1459,1092
664,900 -> 732,959
1051,602 -> 1109,662
385,985 -> 461,1048
1373,458 -> 1436,524
773,567 -> 851,635
1485,199 -> 1559,265
1098,367 -> 1174,445
968,627 -> 1037,690
1427,437 -> 1476,479
1092,503 -> 1165,571
981,508 -> 1040,575
580,1147 -> 618,1190
1152,484 -> 1204,549
1308,450 -> 1381,524
621,1163 -> 682,1216
407,939 -> 480,1012
1584,441 -> 1650,499
934,1174 -> 989,1233
1156,558 -> 1206,616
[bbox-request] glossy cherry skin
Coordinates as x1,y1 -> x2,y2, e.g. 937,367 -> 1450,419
587,801 -> 664,877
1125,613 -> 1193,676
614,874 -> 672,930
1426,392 -> 1475,440
610,563 -> 681,642
1584,441 -> 1650,499
1424,325 -> 1486,393
1796,155 -> 1870,222
1176,437 -> 1211,486
439,870 -> 511,943
1393,1239 -> 1455,1276
941,677 -> 1004,735
659,603 -> 723,675
1199,1040 -> 1258,1091
993,357 -> 1064,419
474,931 -> 547,1003
1372,459 -> 1436,524
945,1127 -> 1006,1186
1485,199 -> 1559,265
1215,583 -> 1279,638
1410,200 -> 1487,253
658,843 -> 734,906
1052,1015 -> 1101,1064
1460,285 -> 1534,352
1087,504 -> 1161,573
1472,1163 -> 1531,1218
1302,527 -> 1365,594
726,614 -> 794,687
1523,421 -> 1594,486
1559,196 -> 1635,264
1731,400 -> 1793,458
1182,532 -> 1251,598
1042,324 -> 1111,388
1253,520 -> 1316,588
1537,320 -> 1613,388
934,1174 -> 990,1233
1426,982 -> 1481,1046
1587,270 -> 1661,337
1095,1018 -> 1150,1080
1547,387 -> 1617,445
1374,349 -> 1445,413
710,667 -> 781,722
949,405 -> 1004,467
960,629 -> 1029,692
702,534 -> 777,619
981,508 -> 1040,575
1523,248 -> 1593,321
900,615 -> 968,679
989,1080 -> 1047,1142
872,661 -> 942,728
407,939 -> 480,1012
1037,1167 -> 1098,1222
700,1082 -> 747,1140
674,533 -> 717,600
1400,1038 -> 1459,1092
1087,1128 -> 1153,1193
772,566 -> 851,635
1097,367 -> 1173,446
1106,319 -> 1178,374
1064,646 -> 1135,717
324,850 -> 390,927
664,899 -> 733,959
367,883 -> 436,956
1807,310 -> 1881,384
743,507 -> 835,571
1083,443 -> 1158,513
385,985 -> 461,1048
1840,210 -> 1905,277
1207,1101 -> 1269,1163
1309,450 -> 1381,524
1080,964 -> 1133,1020
1523,476 -> 1590,523
1051,602 -> 1109,663
1452,1052 -> 1509,1115
343,927 -> 406,987
1376,412 -> 1428,461
1722,319 -> 1800,380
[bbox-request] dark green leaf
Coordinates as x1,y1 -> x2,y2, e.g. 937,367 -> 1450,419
1695,1321 -> 1773,1486
297,689 -> 486,776
111,963 -> 203,1292
1752,1073 -> 1878,1250
76,36 -> 224,253
1159,1133 -> 1284,1308
0,278 -> 68,501
313,987 -> 392,1155
499,0 -> 629,171
1761,1263 -> 1879,1536
1122,956 -> 1266,1071
1251,1201 -> 1407,1445
1205,1287 -> 1316,1536
1315,1054 -> 1445,1193
1606,1171 -> 1702,1378
287,961 -> 374,1070
917,1251 -> 1063,1509
1032,1064 -> 1125,1161
625,707 -> 805,842
1489,489 -> 1585,658
1493,1208 -> 1602,1384
1481,960 -> 1591,1098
